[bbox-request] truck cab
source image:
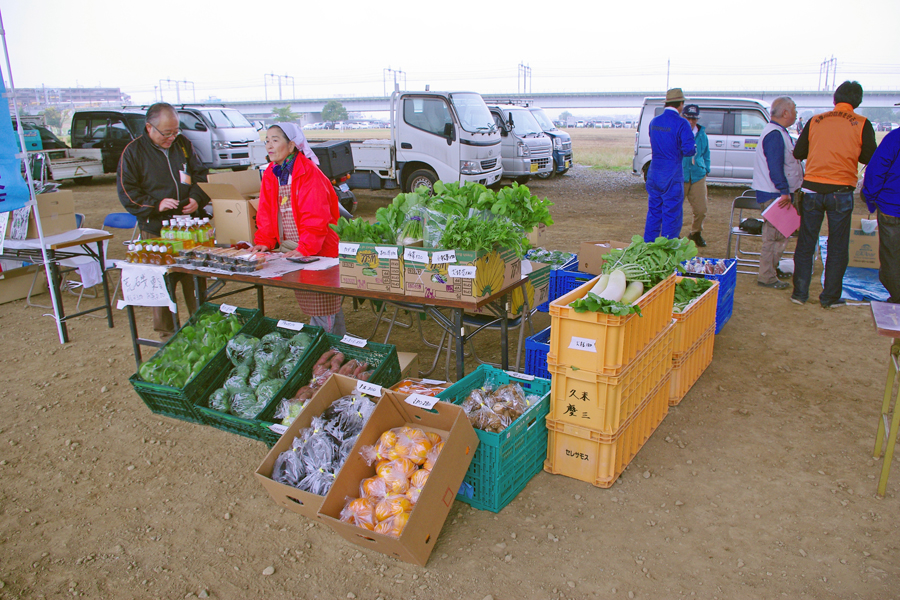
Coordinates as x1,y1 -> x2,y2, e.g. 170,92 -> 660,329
487,104 -> 553,184
529,106 -> 572,179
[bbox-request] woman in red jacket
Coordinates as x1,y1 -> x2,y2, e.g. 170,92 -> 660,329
251,123 -> 345,334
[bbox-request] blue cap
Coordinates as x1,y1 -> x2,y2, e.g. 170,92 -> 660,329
683,104 -> 700,119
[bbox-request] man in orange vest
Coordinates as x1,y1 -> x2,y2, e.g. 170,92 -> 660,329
791,81 -> 877,308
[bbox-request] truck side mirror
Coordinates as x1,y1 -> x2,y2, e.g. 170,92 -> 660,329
194,122 -> 208,132
507,114 -> 514,131
443,122 -> 455,145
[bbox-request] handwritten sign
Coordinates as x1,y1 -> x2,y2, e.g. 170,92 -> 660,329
568,336 -> 597,353
341,334 -> 367,348
404,393 -> 440,410
420,378 -> 447,385
339,242 -> 360,256
277,320 -> 304,331
376,246 -> 399,260
506,371 -> 534,381
404,248 -> 429,264
269,423 -> 288,436
219,304 -> 238,314
118,264 -> 175,309
355,381 -> 383,397
448,265 -> 476,279
431,250 -> 457,265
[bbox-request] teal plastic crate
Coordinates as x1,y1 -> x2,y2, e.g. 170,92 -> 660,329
129,303 -> 260,424
437,365 -> 551,512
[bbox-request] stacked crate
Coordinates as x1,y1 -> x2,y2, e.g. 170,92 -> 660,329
670,277 -> 719,405
542,273 -> 676,488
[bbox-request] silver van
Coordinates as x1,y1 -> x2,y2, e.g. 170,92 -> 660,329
175,106 -> 262,171
632,97 -> 771,184
488,104 -> 553,183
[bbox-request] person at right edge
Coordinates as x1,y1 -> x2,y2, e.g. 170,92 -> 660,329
861,117 -> 900,303
644,88 -> 696,241
791,81 -> 877,308
751,96 -> 802,290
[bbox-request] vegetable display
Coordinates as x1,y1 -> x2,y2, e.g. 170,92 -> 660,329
459,382 -> 541,433
569,269 -> 643,316
681,258 -> 729,275
137,311 -> 244,388
673,277 -> 714,313
601,236 -> 698,287
439,214 -> 526,257
524,248 -> 575,269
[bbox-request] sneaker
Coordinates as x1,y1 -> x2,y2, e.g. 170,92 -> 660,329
757,280 -> 789,290
776,268 -> 792,280
689,232 -> 707,247
790,297 -> 805,305
821,299 -> 847,309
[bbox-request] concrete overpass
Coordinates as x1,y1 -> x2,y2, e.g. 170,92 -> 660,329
220,90 -> 900,120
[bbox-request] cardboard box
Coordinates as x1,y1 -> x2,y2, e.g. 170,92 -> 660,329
0,264 -> 48,304
206,170 -> 261,199
578,240 -> 629,275
255,374 -> 371,520
338,242 -> 404,294
403,247 -> 522,304
318,390 -> 479,566
5,191 -> 76,239
397,352 -> 419,379
848,215 -> 880,269
202,173 -> 262,246
467,260 -> 551,318
526,223 -> 548,247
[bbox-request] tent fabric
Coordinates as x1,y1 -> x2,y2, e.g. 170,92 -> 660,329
0,68 -> 32,213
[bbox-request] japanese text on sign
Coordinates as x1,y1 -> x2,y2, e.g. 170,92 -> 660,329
356,381 -> 382,397
220,304 -> 238,314
376,246 -> 398,260
341,334 -> 367,348
448,265 -> 476,279
566,449 -> 589,461
404,248 -> 429,264
507,371 -> 534,381
431,250 -> 457,264
277,320 -> 304,331
120,268 -> 171,307
568,336 -> 597,352
404,393 -> 439,410
339,242 -> 360,256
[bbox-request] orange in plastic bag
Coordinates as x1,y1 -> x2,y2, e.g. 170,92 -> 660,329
376,457 -> 417,481
394,426 -> 433,465
375,494 -> 413,522
375,510 -> 411,538
406,469 -> 430,504
340,497 -> 377,531
375,462 -> 410,495
360,476 -> 389,500
423,440 -> 444,471
425,431 -> 443,447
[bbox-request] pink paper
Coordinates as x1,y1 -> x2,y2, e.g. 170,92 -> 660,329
761,200 -> 801,237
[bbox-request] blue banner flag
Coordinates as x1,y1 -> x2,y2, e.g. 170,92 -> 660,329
0,69 -> 32,213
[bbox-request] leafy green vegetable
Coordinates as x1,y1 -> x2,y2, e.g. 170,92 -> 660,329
673,277 -> 714,313
438,214 -> 526,256
569,292 -> 643,316
601,235 -> 698,287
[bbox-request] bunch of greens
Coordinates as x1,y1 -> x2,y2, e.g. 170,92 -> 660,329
432,181 -> 492,216
137,310 -> 244,388
524,248 -> 575,269
330,217 -> 395,245
569,293 -> 643,316
673,277 -> 714,313
601,236 -> 698,287
439,214 -> 526,257
477,183 -> 553,231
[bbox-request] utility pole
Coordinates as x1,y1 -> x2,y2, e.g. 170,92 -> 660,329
819,56 -> 837,91
666,59 -> 670,90
518,63 -> 532,95
159,78 -> 195,104
265,74 -> 295,101
383,68 -> 406,97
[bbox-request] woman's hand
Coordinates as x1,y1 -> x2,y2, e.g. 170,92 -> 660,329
250,244 -> 270,253
282,249 -> 305,258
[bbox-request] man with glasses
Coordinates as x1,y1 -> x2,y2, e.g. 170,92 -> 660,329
118,102 -> 211,338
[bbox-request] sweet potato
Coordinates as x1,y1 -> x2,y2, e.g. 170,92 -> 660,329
330,355 -> 345,372
312,364 -> 330,378
315,349 -> 336,367
359,370 -> 373,381
293,385 -> 314,400
352,361 -> 369,378
339,359 -> 359,376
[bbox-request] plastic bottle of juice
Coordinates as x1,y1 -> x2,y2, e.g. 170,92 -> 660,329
148,245 -> 160,266
204,218 -> 214,246
161,242 -> 176,265
126,244 -> 136,263
135,243 -> 147,264
197,218 -> 209,246
161,220 -> 170,241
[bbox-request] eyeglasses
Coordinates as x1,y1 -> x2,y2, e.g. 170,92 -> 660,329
150,123 -> 180,139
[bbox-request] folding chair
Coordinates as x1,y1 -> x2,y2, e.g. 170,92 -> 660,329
368,301 -> 456,378
725,189 -> 807,276
26,213 -> 96,309
101,212 -> 140,303
460,304 -> 538,374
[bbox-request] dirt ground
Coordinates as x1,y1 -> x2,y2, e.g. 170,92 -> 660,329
1,167 -> 898,600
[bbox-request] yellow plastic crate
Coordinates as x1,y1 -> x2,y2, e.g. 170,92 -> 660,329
669,325 -> 715,406
671,277 -> 718,357
548,322 -> 673,433
543,374 -> 670,489
548,274 -> 676,376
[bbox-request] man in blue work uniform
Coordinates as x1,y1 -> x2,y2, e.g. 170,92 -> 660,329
644,88 -> 696,240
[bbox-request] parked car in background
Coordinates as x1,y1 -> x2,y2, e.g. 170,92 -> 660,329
488,104 -> 553,184
575,121 -> 585,128
529,106 -> 572,179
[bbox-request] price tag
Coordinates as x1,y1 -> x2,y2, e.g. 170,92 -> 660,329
277,320 -> 304,331
219,304 -> 237,314
376,246 -> 398,260
405,393 -> 440,410
431,250 -> 457,264
404,248 -> 429,264
355,381 -> 383,397
568,336 -> 597,353
341,334 -> 367,348
268,423 -> 288,435
420,378 -> 447,385
448,265 -> 477,279
506,371 -> 534,381
339,242 -> 360,256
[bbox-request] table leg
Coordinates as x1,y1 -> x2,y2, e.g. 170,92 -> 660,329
46,251 -> 69,343
874,341 -> 900,458
877,375 -> 900,497
500,294 -> 509,371
96,240 -> 114,329
194,275 -> 207,307
164,273 -> 180,330
454,308 -> 465,381
126,304 -> 143,369
257,284 -> 265,315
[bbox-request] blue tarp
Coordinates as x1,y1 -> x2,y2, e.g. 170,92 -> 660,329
819,236 -> 889,302
0,69 -> 32,213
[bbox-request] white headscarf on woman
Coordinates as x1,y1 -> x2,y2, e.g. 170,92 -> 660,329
271,122 -> 319,166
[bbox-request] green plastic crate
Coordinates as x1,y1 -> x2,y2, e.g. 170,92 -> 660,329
129,303 -> 260,424
195,320 -> 325,444
437,365 -> 551,512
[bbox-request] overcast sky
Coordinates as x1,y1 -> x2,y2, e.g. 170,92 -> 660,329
2,0 -> 898,110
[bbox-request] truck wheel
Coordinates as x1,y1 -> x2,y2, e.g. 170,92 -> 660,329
406,168 -> 437,194
535,160 -> 555,180
232,166 -> 249,172
515,175 -> 530,185
642,162 -> 650,183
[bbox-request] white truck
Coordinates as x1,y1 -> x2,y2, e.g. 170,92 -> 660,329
347,90 -> 503,193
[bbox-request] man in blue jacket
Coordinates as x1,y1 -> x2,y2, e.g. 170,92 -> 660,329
682,104 -> 710,247
862,120 -> 900,303
645,88 -> 696,241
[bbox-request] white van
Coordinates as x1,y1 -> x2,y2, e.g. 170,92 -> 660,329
487,104 -> 553,183
632,97 -> 771,184
175,106 -> 264,170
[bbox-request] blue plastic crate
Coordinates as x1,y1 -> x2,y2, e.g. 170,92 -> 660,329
679,258 -> 736,334
524,327 -> 552,380
549,267 -> 596,309
537,254 -> 580,312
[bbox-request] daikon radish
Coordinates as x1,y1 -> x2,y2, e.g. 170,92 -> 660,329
589,274 -> 610,296
620,280 -> 644,304
598,269 -> 627,302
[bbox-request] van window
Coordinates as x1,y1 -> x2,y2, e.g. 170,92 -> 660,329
697,109 -> 727,135
735,111 -> 767,135
179,112 -> 205,131
108,118 -> 132,141
201,109 -> 252,129
71,117 -> 90,146
404,97 -> 452,136
86,119 -> 108,144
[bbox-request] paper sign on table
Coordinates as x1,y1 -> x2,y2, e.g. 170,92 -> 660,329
404,248 -> 429,264
277,320 -> 303,331
341,334 -> 367,348
220,304 -> 238,314
116,263 -> 176,313
507,371 -> 534,381
448,265 -> 476,279
404,393 -> 440,410
376,247 -> 399,260
761,200 -> 801,237
568,336 -> 597,352
431,250 -> 457,264
356,381 -> 382,397
339,242 -> 360,256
